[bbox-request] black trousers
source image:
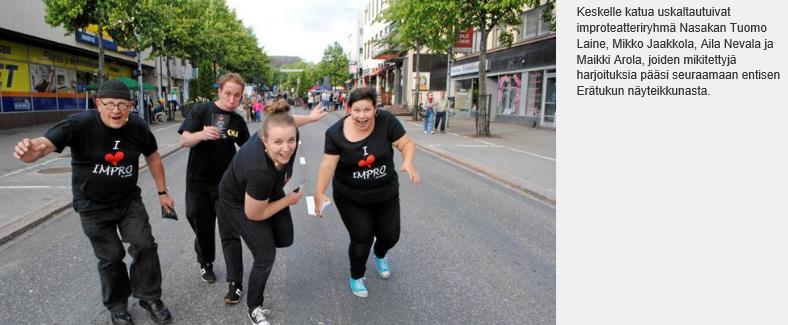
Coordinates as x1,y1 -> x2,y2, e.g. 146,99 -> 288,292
334,194 -> 400,279
78,197 -> 163,313
185,188 -> 219,265
434,111 -> 446,131
218,196 -> 293,309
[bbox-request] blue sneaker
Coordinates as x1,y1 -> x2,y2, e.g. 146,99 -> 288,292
349,277 -> 368,297
374,256 -> 391,279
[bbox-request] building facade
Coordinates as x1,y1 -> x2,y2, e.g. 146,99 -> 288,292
0,0 -> 191,129
358,0 -> 449,109
451,4 -> 556,128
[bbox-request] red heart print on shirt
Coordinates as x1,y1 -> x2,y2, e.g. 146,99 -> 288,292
104,151 -> 125,166
357,154 -> 376,168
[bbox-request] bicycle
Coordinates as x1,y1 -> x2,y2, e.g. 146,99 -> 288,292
151,105 -> 167,124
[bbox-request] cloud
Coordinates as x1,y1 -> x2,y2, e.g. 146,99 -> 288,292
226,0 -> 365,63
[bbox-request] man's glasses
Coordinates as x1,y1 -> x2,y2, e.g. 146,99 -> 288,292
100,101 -> 131,111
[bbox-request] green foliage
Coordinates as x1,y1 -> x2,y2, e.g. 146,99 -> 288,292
280,61 -> 317,97
377,0 -> 461,55
316,42 -> 350,87
44,0 -> 274,93
43,0 -> 117,33
191,60 -> 217,100
103,0 -> 163,52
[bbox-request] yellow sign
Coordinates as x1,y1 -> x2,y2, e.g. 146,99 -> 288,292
0,39 -> 29,62
0,59 -> 31,92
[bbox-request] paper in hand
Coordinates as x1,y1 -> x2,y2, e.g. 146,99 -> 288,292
306,196 -> 332,216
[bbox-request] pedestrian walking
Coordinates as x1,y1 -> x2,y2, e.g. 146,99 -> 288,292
321,91 -> 330,109
434,92 -> 448,133
254,98 -> 265,122
253,98 -> 264,123
423,92 -> 436,134
314,87 -> 421,298
217,99 -> 326,325
177,73 -> 251,298
12,80 -> 174,325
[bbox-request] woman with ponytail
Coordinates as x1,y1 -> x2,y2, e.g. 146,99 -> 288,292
216,99 -> 325,325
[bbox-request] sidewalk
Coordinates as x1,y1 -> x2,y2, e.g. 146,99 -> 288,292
398,114 -> 556,205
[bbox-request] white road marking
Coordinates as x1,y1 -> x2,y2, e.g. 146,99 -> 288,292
3,158 -> 65,177
507,147 -> 556,162
299,157 -> 306,165
475,139 -> 503,148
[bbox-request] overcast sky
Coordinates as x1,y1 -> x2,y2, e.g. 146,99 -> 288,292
226,0 -> 367,64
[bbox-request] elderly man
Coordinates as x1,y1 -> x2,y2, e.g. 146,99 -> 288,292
13,80 -> 173,325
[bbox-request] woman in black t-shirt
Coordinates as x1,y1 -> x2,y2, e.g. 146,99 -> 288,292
216,100 -> 309,325
314,88 -> 421,298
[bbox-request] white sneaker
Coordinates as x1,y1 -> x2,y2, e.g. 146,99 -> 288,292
248,306 -> 271,325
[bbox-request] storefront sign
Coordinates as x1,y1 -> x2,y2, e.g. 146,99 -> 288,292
75,25 -> 137,57
1,39 -> 132,113
450,60 -> 489,76
454,28 -> 474,53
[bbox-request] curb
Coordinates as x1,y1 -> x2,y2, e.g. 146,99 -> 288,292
0,144 -> 185,247
413,142 -> 556,207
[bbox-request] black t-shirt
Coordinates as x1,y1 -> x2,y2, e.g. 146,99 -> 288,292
219,130 -> 299,207
44,110 -> 158,212
178,102 -> 250,191
324,110 -> 406,203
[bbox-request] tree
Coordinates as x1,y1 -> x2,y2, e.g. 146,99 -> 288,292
378,0 -> 461,120
43,0 -> 122,86
280,61 -> 316,98
316,42 -> 350,88
457,0 -> 528,137
103,0 -> 165,121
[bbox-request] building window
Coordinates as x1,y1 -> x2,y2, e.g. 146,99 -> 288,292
471,29 -> 481,53
521,5 -> 552,40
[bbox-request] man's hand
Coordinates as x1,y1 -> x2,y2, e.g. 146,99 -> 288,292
13,138 -> 50,163
201,126 -> 221,141
159,193 -> 174,212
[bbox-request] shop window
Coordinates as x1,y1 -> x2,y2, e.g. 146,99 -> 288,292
453,78 -> 476,112
30,64 -> 58,111
497,73 -> 521,116
525,70 -> 543,117
55,67 -> 82,110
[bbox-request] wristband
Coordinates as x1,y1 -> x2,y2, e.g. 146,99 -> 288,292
158,190 -> 168,195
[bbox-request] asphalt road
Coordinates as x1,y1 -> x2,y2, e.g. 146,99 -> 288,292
0,110 -> 555,324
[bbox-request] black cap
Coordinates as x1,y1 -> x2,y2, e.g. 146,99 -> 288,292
97,80 -> 132,100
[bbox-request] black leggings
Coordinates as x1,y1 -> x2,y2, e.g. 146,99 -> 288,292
217,197 -> 293,309
334,194 -> 400,279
